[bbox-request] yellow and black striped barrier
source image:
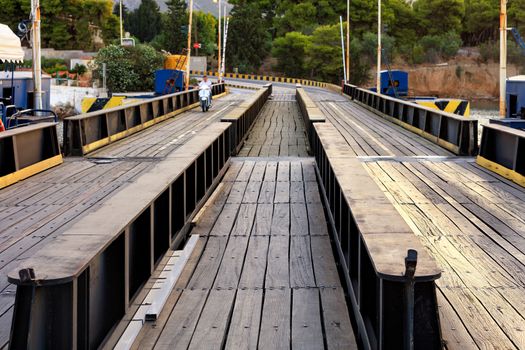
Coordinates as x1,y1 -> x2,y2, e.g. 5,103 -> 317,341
190,70 -> 330,88
81,96 -> 127,113
415,99 -> 470,117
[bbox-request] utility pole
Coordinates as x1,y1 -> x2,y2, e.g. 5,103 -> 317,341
119,0 -> 123,45
222,16 -> 228,77
213,0 -> 222,81
500,0 -> 507,117
340,16 -> 347,82
377,0 -> 382,94
31,0 -> 43,110
185,0 -> 194,90
346,0 -> 350,83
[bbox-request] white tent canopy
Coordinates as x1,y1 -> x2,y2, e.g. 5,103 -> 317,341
0,23 -> 24,63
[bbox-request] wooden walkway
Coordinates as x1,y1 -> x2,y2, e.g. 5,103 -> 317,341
238,94 -> 309,157
133,160 -> 356,349
0,90 -> 251,347
309,87 -> 525,350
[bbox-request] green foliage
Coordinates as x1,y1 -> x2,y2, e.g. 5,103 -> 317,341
414,0 -> 465,36
272,32 -> 311,77
127,0 -> 162,43
92,44 -> 164,92
304,24 -> 343,83
71,64 -> 87,76
193,11 -> 218,56
0,0 -> 119,51
226,2 -> 271,73
420,31 -> 462,62
151,0 -> 188,54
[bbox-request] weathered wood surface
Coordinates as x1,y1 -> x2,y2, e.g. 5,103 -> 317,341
138,160 -> 356,349
308,86 -> 525,349
0,90 -> 252,348
238,94 -> 309,157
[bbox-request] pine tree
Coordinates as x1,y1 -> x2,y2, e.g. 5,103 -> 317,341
127,0 -> 162,42
160,0 -> 188,53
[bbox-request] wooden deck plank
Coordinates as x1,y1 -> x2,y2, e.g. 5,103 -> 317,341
320,287 -> 357,350
291,288 -> 324,350
225,289 -> 263,349
290,236 -> 316,288
238,236 -> 270,289
187,289 -> 236,350
258,288 -> 292,350
266,235 -> 290,289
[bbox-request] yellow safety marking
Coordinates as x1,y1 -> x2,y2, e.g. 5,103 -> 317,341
81,98 -> 97,113
464,102 -> 471,117
82,91 -> 228,155
476,156 -> 525,187
0,155 -> 63,190
416,101 -> 438,110
105,96 -> 126,110
443,99 -> 461,114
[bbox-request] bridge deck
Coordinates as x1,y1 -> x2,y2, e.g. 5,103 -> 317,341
311,88 -> 525,349
0,89 -> 252,347
133,159 -> 356,349
238,93 -> 309,157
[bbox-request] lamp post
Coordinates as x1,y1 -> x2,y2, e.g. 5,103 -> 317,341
500,0 -> 507,117
377,0 -> 381,94
31,0 -> 42,110
346,0 -> 350,83
213,0 -> 221,81
185,0 -> 194,90
119,0 -> 123,45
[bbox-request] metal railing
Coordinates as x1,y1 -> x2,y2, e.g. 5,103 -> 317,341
8,123 -> 232,349
0,122 -> 62,190
221,83 -> 272,154
63,83 -> 226,156
311,122 -> 442,350
343,83 -> 478,156
477,122 -> 525,187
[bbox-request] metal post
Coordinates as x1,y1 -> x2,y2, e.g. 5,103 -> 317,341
185,0 -> 194,90
340,16 -> 347,83
31,0 -> 43,110
404,249 -> 418,350
346,0 -> 350,82
377,0 -> 382,95
500,0 -> 507,117
119,0 -> 123,45
222,17 -> 229,78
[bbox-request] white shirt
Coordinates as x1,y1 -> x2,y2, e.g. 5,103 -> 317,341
199,80 -> 212,89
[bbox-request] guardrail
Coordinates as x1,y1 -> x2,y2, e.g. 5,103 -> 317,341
191,70 -> 330,88
0,123 -> 62,190
477,122 -> 525,187
8,123 -> 232,349
311,122 -> 442,349
63,83 -> 226,156
296,85 -> 326,149
221,83 -> 272,154
342,83 -> 478,156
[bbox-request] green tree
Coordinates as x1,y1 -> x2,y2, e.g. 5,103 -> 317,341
226,2 -> 271,73
127,0 -> 162,43
272,32 -> 311,77
155,0 -> 188,54
304,24 -> 343,83
414,0 -> 465,35
93,44 -> 163,92
193,11 -> 217,57
462,0 -> 498,45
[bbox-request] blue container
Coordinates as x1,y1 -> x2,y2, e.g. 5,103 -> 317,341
370,70 -> 409,97
155,69 -> 185,95
506,76 -> 525,119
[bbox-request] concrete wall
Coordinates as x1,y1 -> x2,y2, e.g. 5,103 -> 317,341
23,47 -> 96,62
50,85 -> 106,113
191,57 -> 207,72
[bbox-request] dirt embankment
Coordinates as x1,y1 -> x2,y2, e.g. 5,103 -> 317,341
389,58 -> 523,100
